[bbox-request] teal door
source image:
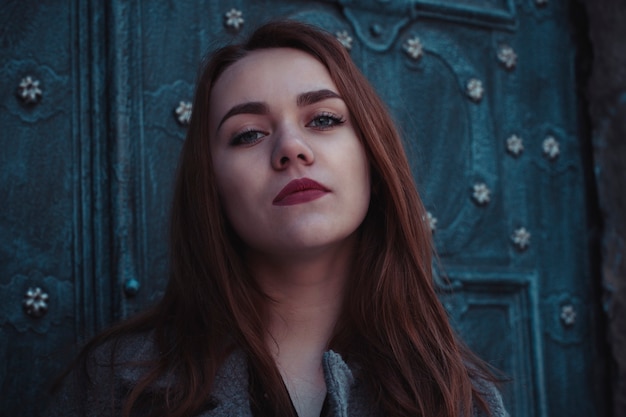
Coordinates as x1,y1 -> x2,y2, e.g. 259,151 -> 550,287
0,1 -> 606,416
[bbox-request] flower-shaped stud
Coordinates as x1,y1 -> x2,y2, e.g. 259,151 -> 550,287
497,44 -> 517,70
18,76 -> 42,104
23,287 -> 49,318
466,78 -> 484,102
175,101 -> 192,126
560,304 -> 576,326
542,136 -> 560,160
335,31 -> 353,50
472,183 -> 491,205
224,8 -> 244,31
511,227 -> 531,250
403,36 -> 423,60
426,211 -> 437,233
506,134 -> 524,157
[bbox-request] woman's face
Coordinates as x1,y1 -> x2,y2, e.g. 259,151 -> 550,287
209,48 -> 370,259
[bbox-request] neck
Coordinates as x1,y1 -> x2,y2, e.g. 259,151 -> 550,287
245,237 -> 356,417
246,238 -> 355,352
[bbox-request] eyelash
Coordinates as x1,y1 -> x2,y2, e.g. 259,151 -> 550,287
229,112 -> 346,146
230,129 -> 266,146
307,112 -> 346,130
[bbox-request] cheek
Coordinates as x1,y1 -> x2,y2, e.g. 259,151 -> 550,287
339,142 -> 372,218
357,166 -> 372,216
213,157 -> 264,224
212,159 -> 244,220
351,144 -> 372,195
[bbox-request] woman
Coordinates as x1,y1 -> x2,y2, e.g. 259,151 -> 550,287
50,20 -> 507,417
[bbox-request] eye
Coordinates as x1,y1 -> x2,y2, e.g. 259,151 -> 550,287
230,129 -> 267,146
307,112 -> 345,130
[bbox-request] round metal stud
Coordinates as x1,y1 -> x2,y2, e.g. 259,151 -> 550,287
335,30 -> 353,50
23,287 -> 49,318
369,23 -> 383,38
542,136 -> 560,160
466,78 -> 484,102
535,0 -> 548,6
403,36 -> 423,60
506,134 -> 524,157
124,278 -> 140,297
511,227 -> 531,250
472,183 -> 491,205
497,44 -> 517,70
224,8 -> 244,31
18,76 -> 42,104
175,101 -> 192,126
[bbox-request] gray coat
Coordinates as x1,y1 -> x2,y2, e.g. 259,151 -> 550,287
47,333 -> 508,417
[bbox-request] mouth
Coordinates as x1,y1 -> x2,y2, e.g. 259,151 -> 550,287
272,177 -> 330,206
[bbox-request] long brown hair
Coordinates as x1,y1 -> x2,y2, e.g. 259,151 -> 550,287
75,20 -> 495,417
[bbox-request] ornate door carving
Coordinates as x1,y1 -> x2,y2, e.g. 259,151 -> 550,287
0,1 -> 605,416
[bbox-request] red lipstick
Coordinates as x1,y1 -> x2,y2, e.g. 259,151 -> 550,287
273,178 -> 329,206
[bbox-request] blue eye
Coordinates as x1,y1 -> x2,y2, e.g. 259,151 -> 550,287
308,113 -> 345,130
230,129 -> 266,146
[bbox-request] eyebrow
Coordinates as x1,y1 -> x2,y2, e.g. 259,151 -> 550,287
217,101 -> 269,132
296,89 -> 342,107
216,89 -> 343,133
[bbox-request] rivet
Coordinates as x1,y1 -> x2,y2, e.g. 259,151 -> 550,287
175,101 -> 192,126
426,211 -> 437,233
123,278 -> 140,297
224,8 -> 244,31
472,183 -> 491,205
542,136 -> 560,160
23,287 -> 49,318
511,227 -> 531,250
466,78 -> 484,102
403,36 -> 424,61
506,134 -> 524,157
560,304 -> 576,326
369,24 -> 383,37
497,44 -> 517,70
335,30 -> 353,50
18,76 -> 42,104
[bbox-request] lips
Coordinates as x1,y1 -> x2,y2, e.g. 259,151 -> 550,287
272,178 -> 330,206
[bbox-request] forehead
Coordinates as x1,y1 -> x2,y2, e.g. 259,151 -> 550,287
209,48 -> 337,113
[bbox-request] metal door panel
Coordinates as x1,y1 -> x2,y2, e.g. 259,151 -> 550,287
0,1 -> 605,416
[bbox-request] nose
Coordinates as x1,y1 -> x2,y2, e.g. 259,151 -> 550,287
271,124 -> 315,170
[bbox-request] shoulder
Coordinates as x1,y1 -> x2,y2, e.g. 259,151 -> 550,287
471,376 -> 509,417
89,330 -> 160,380
46,330 -> 160,417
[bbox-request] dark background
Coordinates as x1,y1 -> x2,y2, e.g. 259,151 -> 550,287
583,1 -> 626,415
